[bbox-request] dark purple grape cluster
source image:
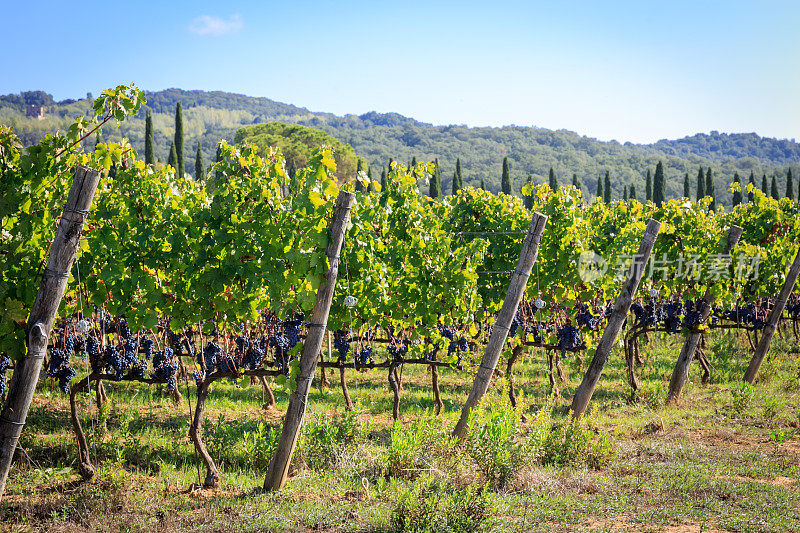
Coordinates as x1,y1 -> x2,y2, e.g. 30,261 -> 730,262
217,353 -> 237,374
141,336 -> 153,360
202,341 -> 221,372
557,325 -> 582,358
0,355 -> 10,396
576,304 -> 599,330
437,325 -> 454,341
87,336 -> 101,371
333,329 -> 351,363
630,302 -> 645,325
243,346 -> 265,370
151,348 -> 177,392
117,317 -> 132,339
129,360 -> 148,380
662,301 -> 684,333
235,335 -> 249,353
387,344 -> 408,362
508,314 -> 522,337
357,346 -> 373,365
47,347 -> 77,393
283,313 -> 304,349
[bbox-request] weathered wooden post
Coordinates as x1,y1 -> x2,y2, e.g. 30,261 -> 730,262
452,212 -> 547,440
0,165 -> 101,501
264,190 -> 354,491
666,225 -> 742,404
743,246 -> 800,383
570,218 -> 661,419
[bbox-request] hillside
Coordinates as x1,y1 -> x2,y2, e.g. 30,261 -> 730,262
1,88 -> 798,205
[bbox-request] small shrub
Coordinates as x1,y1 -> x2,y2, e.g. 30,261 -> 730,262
384,419 -> 426,479
763,396 -> 785,420
241,422 -> 280,470
390,478 -> 489,533
540,419 -> 614,469
300,411 -> 360,470
731,381 -> 755,414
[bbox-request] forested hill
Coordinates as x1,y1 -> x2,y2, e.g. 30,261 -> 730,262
2,88 -> 798,205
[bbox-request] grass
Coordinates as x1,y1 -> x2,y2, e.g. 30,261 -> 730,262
1,329 -> 800,532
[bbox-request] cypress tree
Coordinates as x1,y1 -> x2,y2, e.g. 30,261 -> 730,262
215,143 -> 222,180
572,173 -> 581,193
653,161 -> 666,206
761,174 -> 768,194
786,169 -> 794,200
429,159 -> 442,198
501,157 -> 511,194
368,167 -> 375,192
771,175 -> 780,199
705,167 -> 715,209
603,171 -> 611,203
683,173 -> 690,198
381,168 -> 387,190
696,167 -> 705,201
355,160 -> 364,192
731,173 -> 742,206
167,141 -> 177,169
645,169 -> 652,201
748,171 -> 756,202
524,175 -> 534,210
548,167 -> 557,190
287,160 -> 297,180
451,158 -> 463,194
195,144 -> 204,181
480,178 -> 486,190
174,102 -> 184,178
623,186 -> 628,201
144,109 -> 155,164
411,156 -> 417,169
629,184 -> 637,201
596,175 -> 603,201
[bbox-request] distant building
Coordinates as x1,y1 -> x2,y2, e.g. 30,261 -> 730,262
26,105 -> 45,120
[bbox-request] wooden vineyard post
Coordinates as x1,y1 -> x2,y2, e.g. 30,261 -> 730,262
743,245 -> 800,384
666,225 -> 743,404
0,166 -> 101,501
264,190 -> 355,492
452,212 -> 548,440
570,218 -> 661,420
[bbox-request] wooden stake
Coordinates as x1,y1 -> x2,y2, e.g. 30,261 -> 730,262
263,190 -> 355,492
0,166 -> 101,501
666,225 -> 742,404
452,212 -> 547,440
570,218 -> 661,419
743,246 -> 800,383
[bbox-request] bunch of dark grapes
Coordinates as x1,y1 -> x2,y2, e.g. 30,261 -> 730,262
333,329 -> 351,363
243,346 -> 265,370
193,370 -> 204,387
357,346 -> 373,365
508,314 -> 522,338
387,344 -> 408,362
270,333 -> 291,368
47,347 -> 76,393
87,336 -> 101,371
630,302 -> 645,325
557,325 -> 582,358
662,301 -> 684,333
283,313 -> 304,350
446,337 -> 469,365
102,345 -> 130,381
0,355 -> 11,396
141,336 -> 153,360
129,360 -> 148,380
117,317 -> 132,339
64,334 -> 75,356
202,341 -> 221,372
437,325 -> 454,341
235,335 -> 249,354
576,304 -> 599,330
525,323 -> 543,343
151,348 -> 177,392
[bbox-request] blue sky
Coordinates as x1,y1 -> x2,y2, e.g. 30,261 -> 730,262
1,0 -> 798,143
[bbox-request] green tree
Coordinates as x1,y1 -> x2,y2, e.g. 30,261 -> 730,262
771,175 -> 780,199
696,167 -> 705,201
645,169 -> 652,201
167,141 -> 177,168
355,159 -> 365,192
629,184 -> 637,201
748,171 -> 756,202
603,171 -> 611,203
731,173 -> 742,206
452,158 -> 464,194
174,102 -> 184,178
144,109 -> 155,164
683,173 -> 690,198
195,143 -> 204,181
480,178 -> 486,190
429,158 -> 442,198
524,174 -> 534,209
761,174 -> 768,194
548,167 -> 557,190
501,157 -> 511,195
381,168 -> 387,190
623,186 -> 628,201
653,161 -> 666,206
705,167 -> 715,209
786,169 -> 794,200
571,173 -> 581,194
596,175 -> 603,201
215,143 -> 221,180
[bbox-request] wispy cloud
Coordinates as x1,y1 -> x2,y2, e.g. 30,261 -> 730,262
189,14 -> 243,37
